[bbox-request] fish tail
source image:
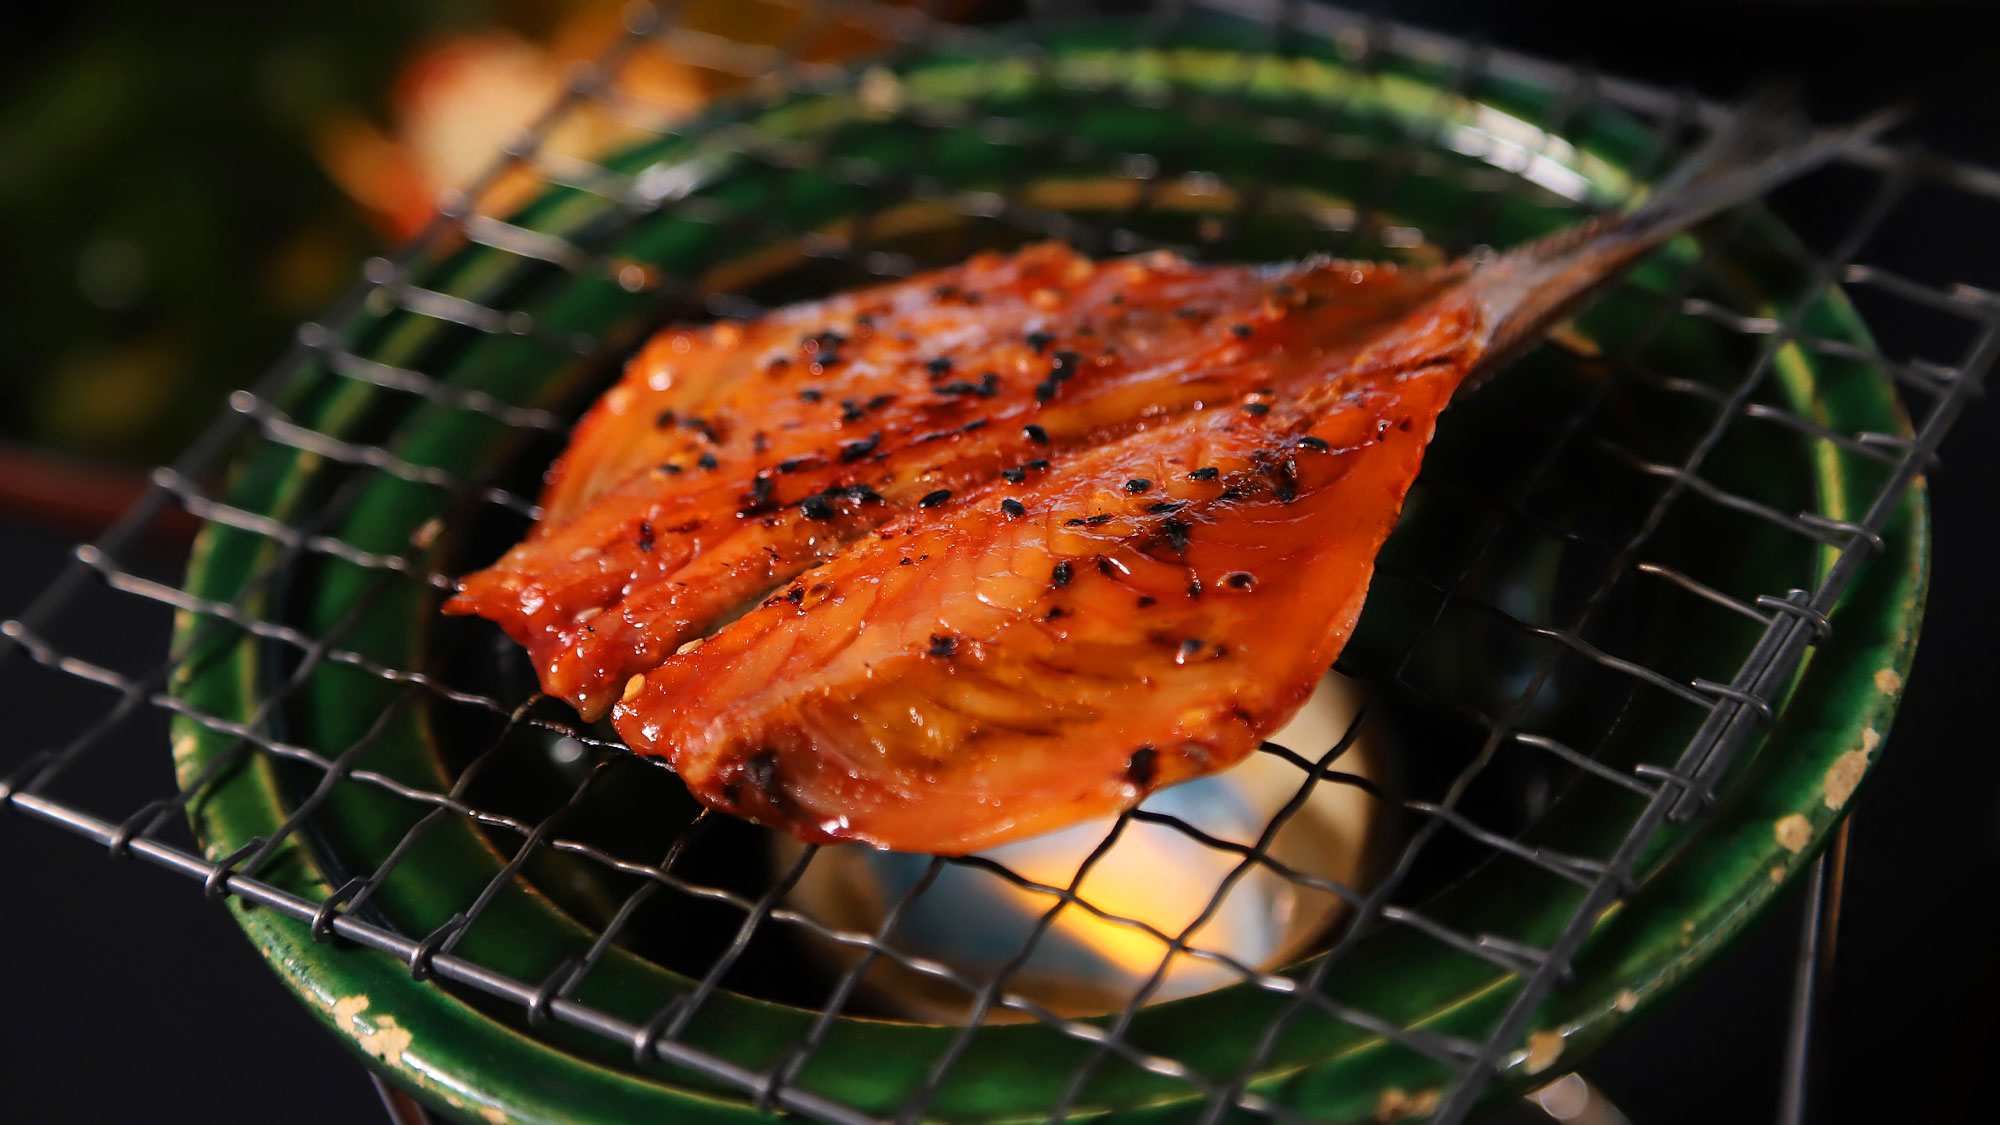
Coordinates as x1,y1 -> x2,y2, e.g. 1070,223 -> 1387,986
1467,89 -> 1905,370
1609,87 -> 1904,255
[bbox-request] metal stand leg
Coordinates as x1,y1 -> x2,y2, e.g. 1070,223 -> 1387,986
1778,817 -> 1851,1125
371,1071 -> 436,1125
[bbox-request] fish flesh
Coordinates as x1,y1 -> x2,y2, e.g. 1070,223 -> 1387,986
447,100 -> 1889,853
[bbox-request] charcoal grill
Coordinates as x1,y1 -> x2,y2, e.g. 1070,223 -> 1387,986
2,2 -> 1992,1122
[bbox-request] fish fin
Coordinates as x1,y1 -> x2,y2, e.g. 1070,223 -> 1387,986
1465,91 -> 1905,375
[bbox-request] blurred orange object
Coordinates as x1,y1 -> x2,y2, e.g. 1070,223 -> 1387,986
315,6 -> 704,239
313,0 -> 934,240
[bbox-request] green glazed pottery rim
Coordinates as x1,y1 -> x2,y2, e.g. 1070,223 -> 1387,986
167,24 -> 1925,1125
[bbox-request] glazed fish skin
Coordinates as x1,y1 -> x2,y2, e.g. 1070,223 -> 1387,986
448,246 -> 1453,718
447,102 -> 1892,853
457,253 -> 1477,855
618,312 -> 1472,852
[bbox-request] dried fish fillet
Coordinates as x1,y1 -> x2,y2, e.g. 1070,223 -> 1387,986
447,100 -> 1891,852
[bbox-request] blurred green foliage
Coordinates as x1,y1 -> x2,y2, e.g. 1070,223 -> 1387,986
0,2 -> 571,465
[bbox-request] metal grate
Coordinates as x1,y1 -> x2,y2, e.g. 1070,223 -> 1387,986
2,2 -> 1993,1122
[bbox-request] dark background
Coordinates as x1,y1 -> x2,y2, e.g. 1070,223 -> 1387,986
3,2 -> 1997,1122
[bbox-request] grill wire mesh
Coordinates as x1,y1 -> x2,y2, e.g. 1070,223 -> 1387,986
2,1 -> 1995,1122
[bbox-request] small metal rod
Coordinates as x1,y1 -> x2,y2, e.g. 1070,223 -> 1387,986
1778,817 -> 1851,1125
369,1072 -> 435,1125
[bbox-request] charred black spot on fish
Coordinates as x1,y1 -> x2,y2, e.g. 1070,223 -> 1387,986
867,393 -> 895,412
1126,746 -> 1159,789
1065,513 -> 1115,527
928,634 -> 958,657
740,474 -> 778,516
1001,467 -> 1028,484
1187,466 -> 1220,481
1159,518 -> 1192,553
1146,500 -> 1187,514
1187,577 -> 1204,599
1051,561 -> 1073,588
926,356 -> 954,377
1023,424 -> 1050,444
1242,401 -> 1271,416
637,521 -> 655,552
1137,595 -> 1157,607
920,489 -> 952,508
697,452 -> 719,471
1001,498 -> 1027,519
800,495 -> 836,521
1025,331 -> 1055,355
1124,479 -> 1152,494
1045,606 -> 1066,620
785,585 -> 804,604
1177,638 -> 1204,661
1297,436 -> 1331,452
1230,323 -> 1253,338
839,399 -> 865,423
653,409 -> 676,429
912,418 -> 990,445
1224,571 -> 1256,589
798,388 -> 823,403
839,432 -> 882,462
658,462 -> 683,475
1271,461 -> 1299,503
723,749 -> 785,812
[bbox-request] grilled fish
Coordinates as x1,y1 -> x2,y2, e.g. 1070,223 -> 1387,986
448,101 -> 1889,853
